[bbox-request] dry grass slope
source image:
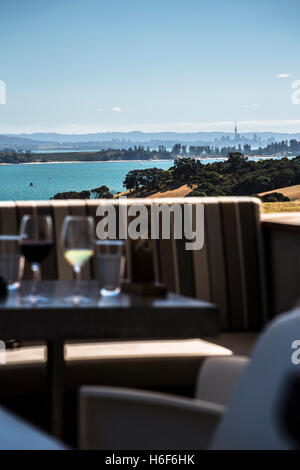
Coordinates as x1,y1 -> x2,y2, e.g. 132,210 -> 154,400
114,184 -> 196,199
116,184 -> 300,213
259,184 -> 300,213
259,184 -> 300,201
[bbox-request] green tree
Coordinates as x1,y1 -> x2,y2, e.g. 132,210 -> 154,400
123,170 -> 142,190
226,152 -> 248,172
91,185 -> 113,199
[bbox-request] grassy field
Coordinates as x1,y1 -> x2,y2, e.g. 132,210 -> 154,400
118,183 -> 300,213
260,184 -> 300,212
263,201 -> 300,213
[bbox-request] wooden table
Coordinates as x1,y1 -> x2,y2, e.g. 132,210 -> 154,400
0,280 -> 218,438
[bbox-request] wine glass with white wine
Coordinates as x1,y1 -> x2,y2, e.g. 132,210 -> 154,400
61,216 -> 94,305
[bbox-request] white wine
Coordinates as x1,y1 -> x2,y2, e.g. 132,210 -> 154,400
64,249 -> 94,267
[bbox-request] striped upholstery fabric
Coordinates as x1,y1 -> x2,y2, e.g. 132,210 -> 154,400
0,197 -> 267,332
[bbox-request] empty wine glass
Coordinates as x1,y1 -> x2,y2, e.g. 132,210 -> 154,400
0,235 -> 24,290
61,216 -> 95,305
19,215 -> 53,304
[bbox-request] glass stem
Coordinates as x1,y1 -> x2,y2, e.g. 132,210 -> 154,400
74,265 -> 81,297
31,263 -> 41,297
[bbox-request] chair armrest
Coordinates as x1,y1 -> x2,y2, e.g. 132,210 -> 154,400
79,386 -> 224,450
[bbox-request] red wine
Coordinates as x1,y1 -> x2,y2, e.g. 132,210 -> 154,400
20,241 -> 53,263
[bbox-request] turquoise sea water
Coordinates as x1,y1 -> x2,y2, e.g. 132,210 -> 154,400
0,157 -> 290,201
0,160 -> 173,201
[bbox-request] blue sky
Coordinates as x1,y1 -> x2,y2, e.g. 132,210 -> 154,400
0,0 -> 300,134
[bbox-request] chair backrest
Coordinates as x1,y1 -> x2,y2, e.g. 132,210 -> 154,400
211,308 -> 300,449
195,356 -> 249,406
0,197 -> 267,332
79,386 -> 224,450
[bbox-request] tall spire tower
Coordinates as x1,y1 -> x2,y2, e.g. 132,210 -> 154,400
234,121 -> 238,140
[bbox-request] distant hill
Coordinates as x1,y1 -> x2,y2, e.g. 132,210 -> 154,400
0,134 -> 43,147
259,184 -> 300,201
2,131 -> 300,154
4,131 -> 300,144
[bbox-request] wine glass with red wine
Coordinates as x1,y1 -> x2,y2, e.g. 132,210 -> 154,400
19,215 -> 53,304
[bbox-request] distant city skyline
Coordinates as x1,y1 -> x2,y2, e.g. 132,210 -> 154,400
0,0 -> 300,134
3,121 -> 300,135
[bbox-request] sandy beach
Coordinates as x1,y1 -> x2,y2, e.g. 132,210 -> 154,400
17,159 -> 173,165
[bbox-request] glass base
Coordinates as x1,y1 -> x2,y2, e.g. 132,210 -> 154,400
7,282 -> 20,291
64,295 -> 93,306
100,287 -> 121,297
22,294 -> 49,305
